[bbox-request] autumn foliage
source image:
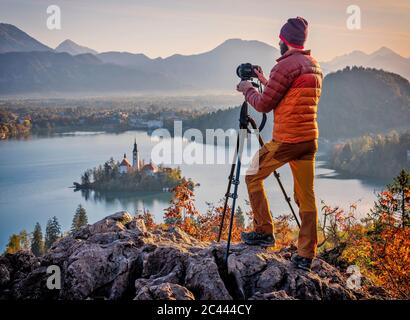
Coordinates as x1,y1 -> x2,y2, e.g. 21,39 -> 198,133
150,170 -> 409,298
162,179 -> 249,242
318,169 -> 409,299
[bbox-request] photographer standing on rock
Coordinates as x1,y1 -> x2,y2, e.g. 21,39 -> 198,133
236,17 -> 323,271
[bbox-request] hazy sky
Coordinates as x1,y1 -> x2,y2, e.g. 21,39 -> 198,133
1,0 -> 410,61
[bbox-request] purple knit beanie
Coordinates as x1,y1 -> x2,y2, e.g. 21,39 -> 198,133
279,17 -> 308,49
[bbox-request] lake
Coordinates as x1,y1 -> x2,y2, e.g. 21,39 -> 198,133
0,130 -> 387,250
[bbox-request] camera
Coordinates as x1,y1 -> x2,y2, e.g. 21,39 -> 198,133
236,63 -> 261,81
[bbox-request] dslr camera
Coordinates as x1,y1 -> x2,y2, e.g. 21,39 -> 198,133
236,63 -> 261,81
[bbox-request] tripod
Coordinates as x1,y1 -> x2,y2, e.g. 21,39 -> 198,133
217,100 -> 300,265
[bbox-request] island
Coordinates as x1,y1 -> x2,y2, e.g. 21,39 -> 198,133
73,139 -> 188,192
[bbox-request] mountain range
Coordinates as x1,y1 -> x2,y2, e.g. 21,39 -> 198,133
320,47 -> 410,82
0,22 -> 410,95
55,39 -> 98,55
0,23 -> 51,53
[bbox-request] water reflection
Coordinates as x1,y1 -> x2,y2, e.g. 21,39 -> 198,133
77,188 -> 172,209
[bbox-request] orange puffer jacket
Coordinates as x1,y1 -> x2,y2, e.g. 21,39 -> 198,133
244,50 -> 323,143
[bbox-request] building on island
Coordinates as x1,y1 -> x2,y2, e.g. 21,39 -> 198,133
118,139 -> 158,175
133,138 -> 140,170
119,153 -> 132,174
141,161 -> 158,176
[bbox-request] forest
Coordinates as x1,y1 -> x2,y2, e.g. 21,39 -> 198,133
330,130 -> 410,179
0,110 -> 31,139
318,67 -> 410,139
0,95 -> 236,139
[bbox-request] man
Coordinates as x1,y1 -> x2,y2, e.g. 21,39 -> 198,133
236,17 -> 323,271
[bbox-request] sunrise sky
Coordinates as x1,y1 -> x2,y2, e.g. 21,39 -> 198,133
1,0 -> 409,61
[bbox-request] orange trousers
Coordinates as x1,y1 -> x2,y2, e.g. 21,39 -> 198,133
245,139 -> 318,258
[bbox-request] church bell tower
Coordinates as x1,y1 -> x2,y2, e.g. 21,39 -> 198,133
133,138 -> 140,171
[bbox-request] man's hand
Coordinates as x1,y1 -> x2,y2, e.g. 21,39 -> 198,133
236,80 -> 253,94
254,67 -> 268,86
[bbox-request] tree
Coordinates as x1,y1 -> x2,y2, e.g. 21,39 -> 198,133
164,179 -> 198,226
19,230 -> 30,251
5,234 -> 21,254
364,177 -> 410,298
81,169 -> 92,186
236,206 -> 245,229
45,216 -> 61,251
330,130 -> 410,179
71,204 -> 88,232
4,230 -> 31,254
369,168 -> 410,230
31,222 -> 44,257
387,169 -> 410,228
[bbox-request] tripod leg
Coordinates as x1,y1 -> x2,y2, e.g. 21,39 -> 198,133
224,129 -> 246,264
217,135 -> 240,242
274,171 -> 301,228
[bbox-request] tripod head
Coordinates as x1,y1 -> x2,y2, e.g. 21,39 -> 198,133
239,101 -> 267,133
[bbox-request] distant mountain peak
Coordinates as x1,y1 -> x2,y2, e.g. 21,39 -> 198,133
0,23 -> 52,53
217,38 -> 274,49
55,39 -> 97,55
371,46 -> 396,56
59,39 -> 76,46
321,45 -> 410,81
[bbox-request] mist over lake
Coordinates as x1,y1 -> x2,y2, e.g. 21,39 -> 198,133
0,130 -> 386,250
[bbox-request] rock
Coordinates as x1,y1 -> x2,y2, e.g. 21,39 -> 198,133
135,282 -> 195,300
72,211 -> 134,241
168,226 -> 197,245
0,264 -> 10,288
250,290 -> 295,300
0,210 -> 388,300
227,246 -> 268,298
184,249 -> 232,300
61,240 -> 142,300
226,246 -> 357,300
0,251 -> 42,299
126,217 -> 147,235
88,211 -> 133,235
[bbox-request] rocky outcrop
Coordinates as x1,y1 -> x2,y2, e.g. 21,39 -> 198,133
0,211 -> 384,300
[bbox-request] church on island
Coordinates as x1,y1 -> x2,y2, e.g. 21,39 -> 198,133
119,139 -> 158,175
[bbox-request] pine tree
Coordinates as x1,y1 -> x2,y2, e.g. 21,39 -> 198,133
370,169 -> 410,230
388,169 -> 410,228
45,216 -> 61,251
81,169 -> 92,186
19,230 -> 30,251
31,222 -> 44,257
236,206 -> 245,228
71,204 -> 88,232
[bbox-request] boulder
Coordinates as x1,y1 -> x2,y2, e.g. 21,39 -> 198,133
0,211 -> 386,300
135,282 -> 195,300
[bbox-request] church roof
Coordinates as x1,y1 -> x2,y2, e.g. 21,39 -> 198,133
142,162 -> 158,172
120,158 -> 132,167
120,153 -> 132,167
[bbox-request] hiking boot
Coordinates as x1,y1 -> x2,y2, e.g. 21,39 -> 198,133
240,231 -> 275,247
291,254 -> 313,271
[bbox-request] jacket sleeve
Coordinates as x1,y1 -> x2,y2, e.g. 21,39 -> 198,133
245,63 -> 295,113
